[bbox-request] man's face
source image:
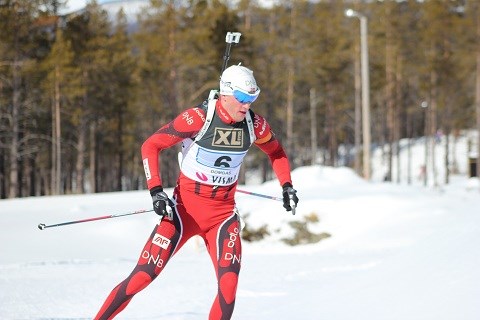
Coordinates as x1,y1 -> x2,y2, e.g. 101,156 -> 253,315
221,95 -> 252,122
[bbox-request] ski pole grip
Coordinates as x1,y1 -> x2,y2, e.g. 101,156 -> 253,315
225,32 -> 241,44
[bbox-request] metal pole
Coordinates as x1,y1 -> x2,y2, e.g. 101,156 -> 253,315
345,9 -> 371,180
359,15 -> 371,180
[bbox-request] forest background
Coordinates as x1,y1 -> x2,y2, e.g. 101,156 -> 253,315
1,0 -> 480,199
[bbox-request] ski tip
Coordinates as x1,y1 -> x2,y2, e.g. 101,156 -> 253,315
38,223 -> 46,230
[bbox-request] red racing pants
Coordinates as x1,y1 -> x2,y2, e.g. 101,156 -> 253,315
94,180 -> 242,320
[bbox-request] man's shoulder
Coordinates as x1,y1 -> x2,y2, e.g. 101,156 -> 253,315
174,106 -> 206,129
251,110 -> 271,140
190,106 -> 207,122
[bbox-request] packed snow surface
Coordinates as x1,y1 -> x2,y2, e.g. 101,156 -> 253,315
1,132 -> 480,319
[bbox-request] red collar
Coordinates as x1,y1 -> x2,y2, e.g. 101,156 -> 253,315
216,100 -> 235,124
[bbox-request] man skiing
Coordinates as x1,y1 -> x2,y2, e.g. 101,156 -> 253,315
94,64 -> 299,320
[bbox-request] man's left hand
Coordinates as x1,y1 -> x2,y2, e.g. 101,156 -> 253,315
282,183 -> 299,214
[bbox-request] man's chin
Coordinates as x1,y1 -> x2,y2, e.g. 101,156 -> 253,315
235,112 -> 247,122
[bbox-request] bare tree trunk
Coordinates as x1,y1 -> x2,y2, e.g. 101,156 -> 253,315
116,107 -> 124,191
27,155 -> 34,196
395,55 -> 402,184
310,88 -> 317,165
354,21 -> 361,175
406,97 -> 413,185
286,57 -> 294,158
54,65 -> 61,195
243,0 -> 251,31
423,101 -> 429,187
444,127 -> 450,185
89,122 -> 96,192
0,150 -> 5,198
8,60 -> 21,198
430,71 -> 438,188
42,167 -> 49,196
286,3 -> 296,159
51,92 -> 56,195
476,4 -> 480,189
451,130 -> 459,174
64,157 -> 72,194
385,7 -> 394,182
75,117 -> 86,193
326,83 -> 337,166
34,155 -> 42,196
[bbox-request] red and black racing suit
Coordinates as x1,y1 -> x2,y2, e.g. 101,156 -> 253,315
94,99 -> 292,320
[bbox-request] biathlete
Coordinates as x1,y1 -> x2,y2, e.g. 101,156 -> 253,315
94,64 -> 299,320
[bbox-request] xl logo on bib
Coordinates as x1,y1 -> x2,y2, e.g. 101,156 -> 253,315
213,128 -> 244,148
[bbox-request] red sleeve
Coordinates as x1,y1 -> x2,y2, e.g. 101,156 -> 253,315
141,107 -> 206,189
253,113 -> 293,187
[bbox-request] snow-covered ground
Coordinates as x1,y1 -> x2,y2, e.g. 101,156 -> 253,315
1,131 -> 480,319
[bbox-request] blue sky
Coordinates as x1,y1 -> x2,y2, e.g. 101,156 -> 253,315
65,0 -> 87,11
63,0 -> 279,12
64,0 -> 114,12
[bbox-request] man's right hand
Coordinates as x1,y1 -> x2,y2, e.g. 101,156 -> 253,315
150,186 -> 172,218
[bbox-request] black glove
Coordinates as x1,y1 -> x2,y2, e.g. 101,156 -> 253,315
282,182 -> 299,214
150,186 -> 172,218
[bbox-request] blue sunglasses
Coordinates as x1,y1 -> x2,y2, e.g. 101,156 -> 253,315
233,89 -> 260,104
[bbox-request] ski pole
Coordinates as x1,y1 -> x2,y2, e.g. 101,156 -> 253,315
236,188 -> 282,202
38,208 -> 153,230
236,189 -> 295,215
221,32 -> 241,73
